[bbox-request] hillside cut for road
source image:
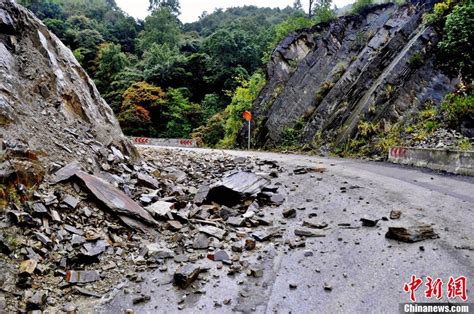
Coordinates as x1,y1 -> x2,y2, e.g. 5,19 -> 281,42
0,0 -> 135,167
251,0 -> 459,153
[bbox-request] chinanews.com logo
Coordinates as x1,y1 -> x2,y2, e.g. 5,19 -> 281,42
401,275 -> 471,313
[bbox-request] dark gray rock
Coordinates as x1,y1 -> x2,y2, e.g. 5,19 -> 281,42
294,228 -> 325,237
199,226 -> 226,240
62,195 -> 79,209
389,210 -> 402,220
34,232 -> 52,246
82,240 -> 108,257
66,270 -> 100,283
360,218 -> 378,227
283,208 -> 296,218
206,171 -> 269,207
174,264 -> 202,288
192,234 -> 210,249
75,171 -> 158,228
208,250 -> 229,262
385,225 -> 438,243
136,173 -> 159,189
50,162 -> 81,184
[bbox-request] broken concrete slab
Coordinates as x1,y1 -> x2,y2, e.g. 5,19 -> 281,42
75,171 -> 157,227
385,225 -> 438,243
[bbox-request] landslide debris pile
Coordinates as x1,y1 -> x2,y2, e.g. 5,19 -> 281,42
0,0 -> 140,310
0,2 -> 296,311
251,1 -> 461,154
1,143 -> 293,311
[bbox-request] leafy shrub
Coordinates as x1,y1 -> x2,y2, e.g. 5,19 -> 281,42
437,1 -> 474,80
191,112 -> 226,147
441,90 -> 474,125
217,72 -> 266,148
352,0 -> 374,14
409,52 -> 424,69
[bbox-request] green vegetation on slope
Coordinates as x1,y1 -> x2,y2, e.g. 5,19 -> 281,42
19,0 -> 310,142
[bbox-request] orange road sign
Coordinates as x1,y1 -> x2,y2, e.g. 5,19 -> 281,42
243,111 -> 252,121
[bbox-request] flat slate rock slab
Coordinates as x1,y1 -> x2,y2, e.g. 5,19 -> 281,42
206,171 -> 269,206
75,171 -> 158,227
385,225 -> 438,243
50,161 -> 81,184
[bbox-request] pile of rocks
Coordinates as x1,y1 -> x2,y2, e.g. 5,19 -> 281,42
0,144 -> 290,311
409,128 -> 473,150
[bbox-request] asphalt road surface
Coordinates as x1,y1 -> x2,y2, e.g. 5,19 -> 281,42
99,147 -> 473,313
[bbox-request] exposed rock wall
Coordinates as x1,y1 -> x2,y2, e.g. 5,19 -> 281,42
252,0 -> 456,152
0,0 -> 135,170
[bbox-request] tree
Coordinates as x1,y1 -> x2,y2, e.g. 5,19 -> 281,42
94,43 -> 130,107
117,82 -> 166,136
148,0 -> 181,15
438,1 -> 474,80
352,0 -> 374,14
141,43 -> 189,88
218,72 -> 266,148
162,88 -> 202,138
308,0 -> 315,18
137,9 -> 181,52
293,0 -> 303,11
313,0 -> 336,23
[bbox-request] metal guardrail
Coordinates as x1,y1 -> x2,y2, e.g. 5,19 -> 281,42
129,137 -> 197,148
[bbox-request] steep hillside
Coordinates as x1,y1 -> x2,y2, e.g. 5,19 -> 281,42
251,0 -> 466,156
0,0 -> 135,189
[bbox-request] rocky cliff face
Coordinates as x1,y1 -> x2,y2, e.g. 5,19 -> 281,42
252,1 -> 457,153
0,0 -> 135,171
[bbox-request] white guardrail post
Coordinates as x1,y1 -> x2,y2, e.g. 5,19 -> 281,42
129,137 -> 197,148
